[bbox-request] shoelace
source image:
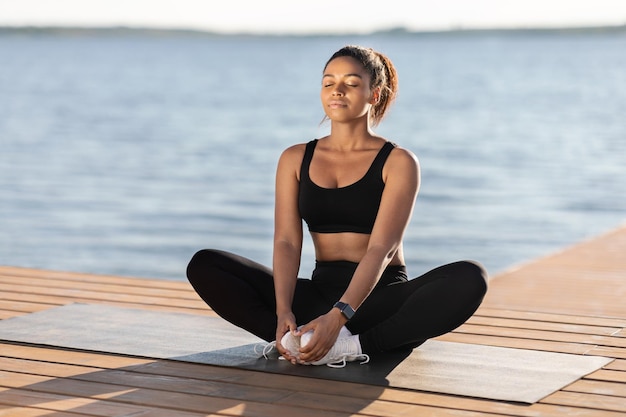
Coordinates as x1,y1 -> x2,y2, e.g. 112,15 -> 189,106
326,353 -> 370,368
255,341 -> 370,367
254,341 -> 278,359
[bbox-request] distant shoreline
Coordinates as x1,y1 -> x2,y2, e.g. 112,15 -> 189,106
1,24 -> 626,38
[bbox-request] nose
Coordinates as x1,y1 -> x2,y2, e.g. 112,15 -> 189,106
331,85 -> 345,96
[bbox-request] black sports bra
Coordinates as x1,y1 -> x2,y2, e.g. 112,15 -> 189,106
298,139 -> 396,234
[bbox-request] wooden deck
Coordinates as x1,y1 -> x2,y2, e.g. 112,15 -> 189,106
1,224 -> 625,416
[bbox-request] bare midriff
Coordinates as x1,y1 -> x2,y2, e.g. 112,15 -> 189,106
310,232 -> 405,266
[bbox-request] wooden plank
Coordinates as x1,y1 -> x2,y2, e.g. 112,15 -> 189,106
0,311 -> 25,320
564,379 -> 626,397
2,367 -> 616,417
0,388 -> 236,417
585,346 -> 626,360
0,275 -> 198,301
454,323 -> 626,349
475,307 -> 626,328
0,346 -> 534,416
278,390 -> 626,417
0,282 -> 209,310
0,343 -> 397,405
0,358 -> 293,404
586,370 -> 626,384
542,391 -> 626,413
465,315 -> 622,336
2,342 -> 623,417
0,300 -> 57,314
0,355 -> 620,415
0,387 -> 155,417
606,359 -> 626,371
0,266 -> 189,290
0,343 -> 153,368
1,370 -> 451,417
0,294 -> 215,317
484,225 -> 626,318
0,404 -> 95,417
376,389 -> 626,417
0,343 -> 539,416
275,391 -> 513,417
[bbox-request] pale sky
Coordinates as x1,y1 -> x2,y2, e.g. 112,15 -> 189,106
1,0 -> 625,34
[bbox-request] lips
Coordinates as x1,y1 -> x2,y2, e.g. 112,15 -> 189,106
328,100 -> 347,108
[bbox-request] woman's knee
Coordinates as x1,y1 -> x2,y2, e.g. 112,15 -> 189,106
186,249 -> 224,283
457,260 -> 488,297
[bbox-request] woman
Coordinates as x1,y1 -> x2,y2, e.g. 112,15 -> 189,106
187,45 -> 487,367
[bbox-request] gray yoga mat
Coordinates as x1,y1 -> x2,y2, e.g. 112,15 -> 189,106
0,303 -> 613,403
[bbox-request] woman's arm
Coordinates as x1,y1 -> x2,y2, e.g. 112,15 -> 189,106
340,146 -> 420,310
298,146 -> 420,362
272,144 -> 305,361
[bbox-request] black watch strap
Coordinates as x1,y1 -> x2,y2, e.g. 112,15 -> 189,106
333,301 -> 355,320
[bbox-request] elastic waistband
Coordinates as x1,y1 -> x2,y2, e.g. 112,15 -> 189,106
311,260 -> 408,288
315,260 -> 359,268
313,260 -> 407,275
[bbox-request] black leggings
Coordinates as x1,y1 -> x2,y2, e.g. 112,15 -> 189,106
186,249 -> 488,354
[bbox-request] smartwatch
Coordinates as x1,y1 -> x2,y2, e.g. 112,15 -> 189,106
333,301 -> 355,320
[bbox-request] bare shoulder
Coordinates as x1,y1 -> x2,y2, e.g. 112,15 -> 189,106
380,143 -> 420,189
278,142 -> 307,166
388,143 -> 420,171
276,142 -> 308,179
280,142 -> 306,159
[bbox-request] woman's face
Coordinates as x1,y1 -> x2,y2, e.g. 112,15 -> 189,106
320,56 -> 376,124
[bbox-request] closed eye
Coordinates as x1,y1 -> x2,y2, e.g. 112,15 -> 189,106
322,82 -> 359,88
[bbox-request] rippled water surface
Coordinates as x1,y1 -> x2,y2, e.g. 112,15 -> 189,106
1,32 -> 624,280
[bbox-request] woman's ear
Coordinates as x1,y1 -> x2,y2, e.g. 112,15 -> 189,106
370,87 -> 381,104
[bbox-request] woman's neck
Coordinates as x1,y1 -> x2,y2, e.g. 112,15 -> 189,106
326,120 -> 378,150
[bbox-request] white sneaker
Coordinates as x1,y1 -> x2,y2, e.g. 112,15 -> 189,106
301,333 -> 370,368
280,329 -> 302,358
338,325 -> 353,338
280,325 -> 346,357
298,325 -> 352,350
254,326 -> 306,360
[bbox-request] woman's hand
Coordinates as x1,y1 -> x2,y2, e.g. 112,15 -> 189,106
275,311 -> 299,364
296,308 -> 346,363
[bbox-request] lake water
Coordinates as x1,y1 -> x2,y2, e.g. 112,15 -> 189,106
1,31 -> 624,280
